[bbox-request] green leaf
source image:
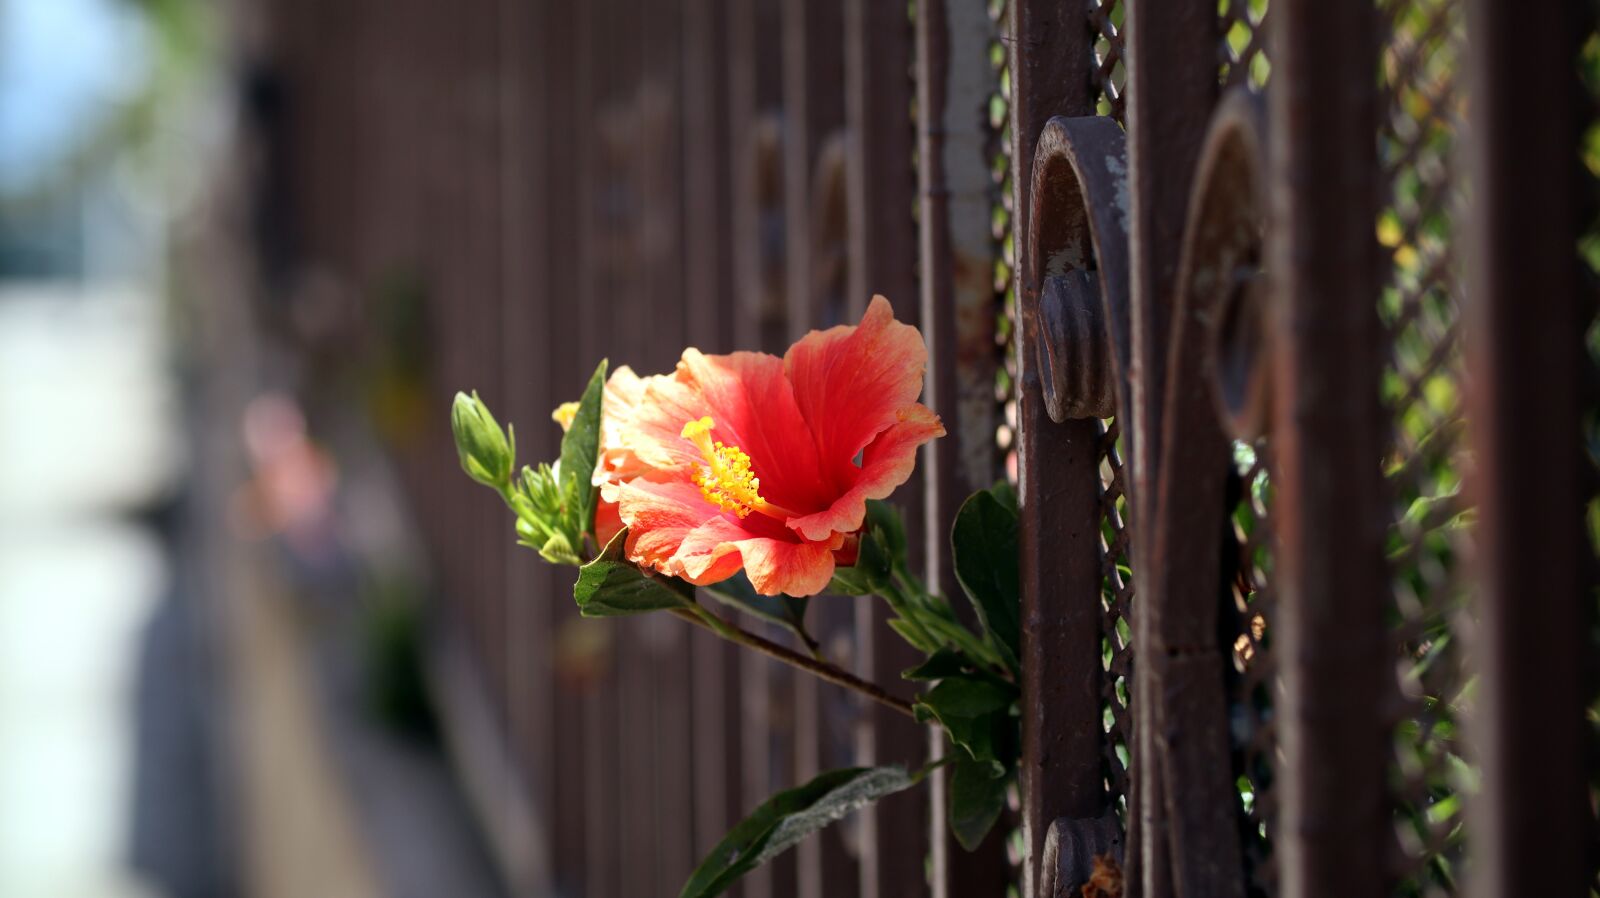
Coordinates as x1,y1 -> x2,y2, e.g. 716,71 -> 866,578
827,502 -> 905,595
887,616 -> 942,655
574,528 -> 694,616
558,360 -> 608,544
902,648 -> 972,681
680,766 -> 916,898
948,755 -> 1008,851
701,572 -> 812,646
913,678 -> 1016,775
864,499 -> 907,558
952,484 -> 1021,675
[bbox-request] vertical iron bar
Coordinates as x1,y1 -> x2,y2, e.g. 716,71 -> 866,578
1463,1 -> 1595,896
1121,0 -> 1216,892
1003,2 -> 1101,895
1266,1 -> 1388,896
917,1 -> 1013,894
844,2 -> 928,896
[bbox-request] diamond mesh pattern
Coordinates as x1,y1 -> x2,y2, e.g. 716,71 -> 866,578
1219,0 -> 1270,89
1089,0 -> 1127,122
1084,0 -> 1134,824
1376,0 -> 1474,893
1098,421 -> 1134,815
1228,442 -> 1279,897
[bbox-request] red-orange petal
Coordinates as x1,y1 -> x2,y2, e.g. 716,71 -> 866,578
786,403 -> 945,542
594,365 -> 653,486
676,349 -> 831,513
783,295 -> 929,478
674,515 -> 838,597
614,476 -> 721,576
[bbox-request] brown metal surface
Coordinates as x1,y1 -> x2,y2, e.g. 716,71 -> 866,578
917,2 -> 1013,893
1122,1 -> 1217,894
1019,113 -> 1135,898
1463,1 -> 1595,895
1269,1 -> 1388,896
1005,4 -> 1100,895
843,2 -> 929,895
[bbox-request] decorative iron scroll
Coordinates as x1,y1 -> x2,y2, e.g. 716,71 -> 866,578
1020,87 -> 1279,897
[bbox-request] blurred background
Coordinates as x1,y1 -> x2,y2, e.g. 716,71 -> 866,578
0,0 -> 969,895
0,0 -> 513,894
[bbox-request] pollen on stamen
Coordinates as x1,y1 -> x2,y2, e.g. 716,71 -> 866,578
681,416 -> 765,517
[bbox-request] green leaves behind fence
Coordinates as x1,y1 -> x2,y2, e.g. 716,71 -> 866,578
680,766 -> 916,898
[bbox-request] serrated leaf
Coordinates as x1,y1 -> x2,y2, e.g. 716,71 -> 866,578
558,360 -> 607,544
914,678 -> 1015,775
702,572 -> 811,642
952,484 -> 1021,675
574,528 -> 694,616
680,766 -> 915,898
948,755 -> 1008,851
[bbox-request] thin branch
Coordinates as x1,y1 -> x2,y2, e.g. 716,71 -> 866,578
669,607 -> 917,719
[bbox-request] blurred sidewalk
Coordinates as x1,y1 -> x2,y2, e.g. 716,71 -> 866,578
0,283 -> 191,897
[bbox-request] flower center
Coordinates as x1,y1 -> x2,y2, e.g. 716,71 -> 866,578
681,416 -> 774,519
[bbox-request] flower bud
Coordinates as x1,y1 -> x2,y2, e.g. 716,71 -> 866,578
451,391 -> 515,488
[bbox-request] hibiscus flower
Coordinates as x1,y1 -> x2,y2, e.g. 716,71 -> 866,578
597,296 -> 943,596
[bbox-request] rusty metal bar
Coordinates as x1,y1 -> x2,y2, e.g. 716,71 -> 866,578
1463,1 -> 1596,896
843,2 -> 929,896
1119,0 -> 1217,893
1265,0 -> 1388,896
1002,2 -> 1108,896
917,1 -> 1013,894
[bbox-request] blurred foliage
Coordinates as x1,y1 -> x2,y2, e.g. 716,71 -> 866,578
359,574 -> 439,744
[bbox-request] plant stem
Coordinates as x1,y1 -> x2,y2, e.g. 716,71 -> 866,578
669,607 -> 917,719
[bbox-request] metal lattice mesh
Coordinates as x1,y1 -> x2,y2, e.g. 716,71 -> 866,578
1084,0 -> 1135,825
1219,0 -> 1271,89
1090,0 -> 1127,121
1099,422 -> 1135,815
1213,2 -> 1281,894
1377,0 -> 1475,893
995,0 -> 1019,487
1228,442 -> 1279,897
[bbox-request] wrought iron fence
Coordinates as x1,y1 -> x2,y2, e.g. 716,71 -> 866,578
237,0 -> 1597,894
